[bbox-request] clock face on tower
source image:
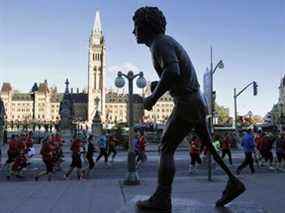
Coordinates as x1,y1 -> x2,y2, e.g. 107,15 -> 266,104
94,37 -> 100,45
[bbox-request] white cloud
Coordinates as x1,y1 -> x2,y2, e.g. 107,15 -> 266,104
108,62 -> 140,74
106,62 -> 141,92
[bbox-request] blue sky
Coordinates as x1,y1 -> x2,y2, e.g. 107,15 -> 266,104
0,0 -> 284,117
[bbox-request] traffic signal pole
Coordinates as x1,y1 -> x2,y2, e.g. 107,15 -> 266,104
233,81 -> 258,132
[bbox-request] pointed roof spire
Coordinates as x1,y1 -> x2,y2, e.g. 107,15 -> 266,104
93,10 -> 102,33
65,78 -> 70,94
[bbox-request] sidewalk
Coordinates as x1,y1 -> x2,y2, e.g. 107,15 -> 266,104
0,173 -> 284,212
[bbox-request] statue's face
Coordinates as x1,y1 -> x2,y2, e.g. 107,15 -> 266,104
133,22 -> 147,44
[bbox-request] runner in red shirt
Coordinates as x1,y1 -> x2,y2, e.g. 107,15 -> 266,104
6,135 -> 19,164
221,133 -> 233,165
6,152 -> 27,180
188,135 -> 202,173
25,132 -> 33,149
136,130 -> 147,169
17,136 -> 27,154
64,135 -> 84,180
35,139 -> 56,181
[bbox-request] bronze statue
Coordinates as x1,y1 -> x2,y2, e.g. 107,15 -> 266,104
133,6 -> 245,211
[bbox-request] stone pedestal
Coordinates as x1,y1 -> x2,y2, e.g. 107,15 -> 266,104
92,111 -> 103,140
60,129 -> 73,142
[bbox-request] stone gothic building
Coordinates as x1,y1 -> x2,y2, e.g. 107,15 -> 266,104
270,75 -> 285,130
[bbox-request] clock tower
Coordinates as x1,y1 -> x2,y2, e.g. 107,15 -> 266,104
88,11 -> 106,124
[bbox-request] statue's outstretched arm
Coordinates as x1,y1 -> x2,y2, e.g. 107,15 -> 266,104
151,62 -> 180,103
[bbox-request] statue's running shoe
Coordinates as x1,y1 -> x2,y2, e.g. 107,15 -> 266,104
216,178 -> 246,207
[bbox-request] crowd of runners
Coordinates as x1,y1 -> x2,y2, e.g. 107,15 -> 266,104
0,129 -> 147,181
187,130 -> 285,174
1,128 -> 285,181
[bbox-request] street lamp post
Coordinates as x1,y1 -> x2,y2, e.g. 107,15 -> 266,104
208,46 -> 224,181
115,70 -> 146,185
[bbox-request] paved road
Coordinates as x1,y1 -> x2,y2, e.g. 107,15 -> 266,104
1,149 -> 283,182
1,146 -> 285,212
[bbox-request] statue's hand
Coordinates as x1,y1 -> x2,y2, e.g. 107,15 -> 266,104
143,95 -> 156,111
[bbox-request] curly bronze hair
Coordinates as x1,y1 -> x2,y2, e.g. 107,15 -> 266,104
133,6 -> 167,34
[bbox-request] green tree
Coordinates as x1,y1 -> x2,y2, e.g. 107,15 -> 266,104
215,103 -> 231,125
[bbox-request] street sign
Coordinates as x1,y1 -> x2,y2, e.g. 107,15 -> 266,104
203,68 -> 212,114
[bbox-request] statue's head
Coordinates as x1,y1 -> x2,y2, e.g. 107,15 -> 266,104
133,6 -> 166,44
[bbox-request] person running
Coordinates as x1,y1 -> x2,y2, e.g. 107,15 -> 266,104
0,147 -> 2,168
259,133 -> 274,169
5,135 -> 19,166
35,139 -> 55,181
85,135 -> 96,177
107,133 -> 119,162
275,133 -> 285,170
17,135 -> 27,155
188,135 -> 202,174
136,129 -> 147,169
25,131 -> 33,150
7,152 -> 27,180
236,129 -> 255,175
254,130 -> 264,167
95,131 -> 109,166
64,135 -> 84,180
212,135 -> 221,170
221,133 -> 233,165
213,135 -> 221,154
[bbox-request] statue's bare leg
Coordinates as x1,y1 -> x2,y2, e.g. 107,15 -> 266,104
137,114 -> 191,211
137,115 -> 245,211
195,122 -> 246,207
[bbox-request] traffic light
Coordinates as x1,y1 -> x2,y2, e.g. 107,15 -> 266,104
253,81 -> 258,96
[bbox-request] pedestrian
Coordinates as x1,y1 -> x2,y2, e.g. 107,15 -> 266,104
85,135 -> 96,177
236,129 -> 255,175
25,131 -> 33,150
221,133 -> 233,165
64,135 -> 84,180
259,133 -> 274,169
0,146 -> 2,168
95,131 -> 109,166
107,133 -> 118,162
213,135 -> 221,154
188,135 -> 202,174
17,134 -> 27,155
7,152 -> 27,180
4,135 -> 19,172
136,129 -> 147,169
133,129 -> 140,156
254,130 -> 264,167
275,133 -> 285,170
35,139 -> 55,181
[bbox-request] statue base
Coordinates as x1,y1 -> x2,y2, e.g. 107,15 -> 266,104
118,195 -> 267,213
60,129 -> 73,142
